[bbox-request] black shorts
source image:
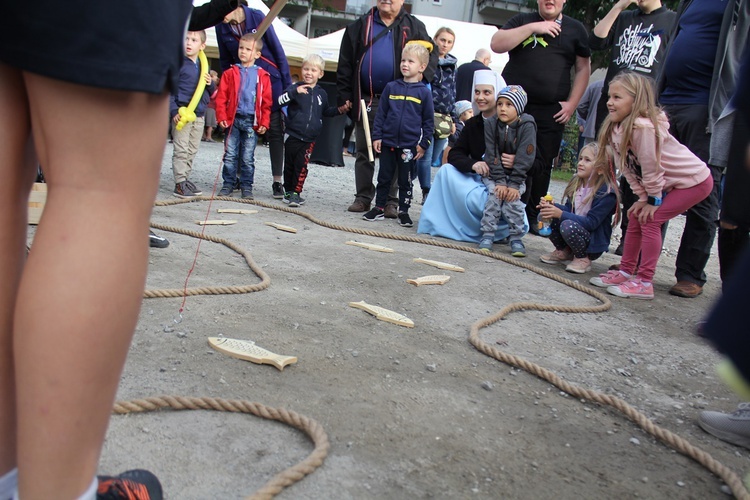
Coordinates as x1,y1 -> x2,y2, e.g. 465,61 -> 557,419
0,1 -> 192,94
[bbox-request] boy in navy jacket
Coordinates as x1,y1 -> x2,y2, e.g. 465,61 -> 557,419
170,30 -> 215,198
277,54 -> 350,207
364,43 -> 434,228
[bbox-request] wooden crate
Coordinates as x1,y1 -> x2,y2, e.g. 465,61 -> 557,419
28,183 -> 47,225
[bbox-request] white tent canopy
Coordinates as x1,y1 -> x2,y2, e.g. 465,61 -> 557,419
195,0 -> 507,73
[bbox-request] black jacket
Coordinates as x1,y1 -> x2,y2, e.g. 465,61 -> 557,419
189,0 -> 238,31
278,83 -> 340,142
336,7 -> 437,121
447,114 -> 487,174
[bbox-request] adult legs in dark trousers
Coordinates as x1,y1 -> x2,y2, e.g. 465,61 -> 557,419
348,96 -> 398,216
267,110 -> 285,198
521,102 -> 564,230
717,114 -> 750,286
664,103 -> 720,297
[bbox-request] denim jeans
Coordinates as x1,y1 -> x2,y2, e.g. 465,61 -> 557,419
415,137 -> 448,190
222,115 -> 257,190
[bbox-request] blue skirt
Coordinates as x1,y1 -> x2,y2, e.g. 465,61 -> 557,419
417,164 -> 528,243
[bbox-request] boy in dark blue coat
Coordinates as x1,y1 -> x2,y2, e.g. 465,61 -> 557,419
364,42 -> 434,228
276,54 -> 350,207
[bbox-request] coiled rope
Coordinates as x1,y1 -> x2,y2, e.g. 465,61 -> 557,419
133,195 -> 748,499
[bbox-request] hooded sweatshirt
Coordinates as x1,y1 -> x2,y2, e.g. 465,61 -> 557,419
611,114 -> 710,202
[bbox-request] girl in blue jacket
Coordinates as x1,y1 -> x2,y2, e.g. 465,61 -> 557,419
538,142 -> 620,273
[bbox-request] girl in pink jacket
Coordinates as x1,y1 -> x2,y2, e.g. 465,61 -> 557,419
589,72 -> 712,299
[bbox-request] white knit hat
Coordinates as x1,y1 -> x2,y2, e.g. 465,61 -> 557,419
453,100 -> 472,117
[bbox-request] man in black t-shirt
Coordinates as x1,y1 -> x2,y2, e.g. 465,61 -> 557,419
491,0 -> 590,230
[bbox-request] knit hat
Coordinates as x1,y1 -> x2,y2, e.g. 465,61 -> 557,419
496,85 -> 527,114
454,100 -> 472,117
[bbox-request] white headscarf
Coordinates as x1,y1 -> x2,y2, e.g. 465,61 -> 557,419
471,69 -> 506,116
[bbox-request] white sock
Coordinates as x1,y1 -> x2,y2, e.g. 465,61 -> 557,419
0,468 -> 17,500
13,476 -> 97,500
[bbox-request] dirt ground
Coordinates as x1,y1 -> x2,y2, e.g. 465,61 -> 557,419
89,141 -> 748,499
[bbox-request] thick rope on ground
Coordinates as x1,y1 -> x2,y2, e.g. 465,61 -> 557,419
150,196 -> 749,498
113,396 -> 329,500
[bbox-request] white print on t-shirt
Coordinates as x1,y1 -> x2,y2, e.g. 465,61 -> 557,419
614,23 -> 663,72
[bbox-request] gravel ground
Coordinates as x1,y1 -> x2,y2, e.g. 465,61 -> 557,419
91,138 -> 747,499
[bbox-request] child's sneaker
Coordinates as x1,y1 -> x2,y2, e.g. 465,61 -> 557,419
282,192 -> 291,204
363,207 -> 384,221
398,212 -> 413,227
510,239 -> 526,257
288,192 -> 305,208
218,185 -> 233,197
589,270 -> 629,288
478,236 -> 493,251
173,181 -> 197,199
185,180 -> 202,196
540,248 -> 572,265
97,469 -> 163,500
272,182 -> 284,199
565,256 -> 591,274
241,188 -> 253,200
607,278 -> 654,299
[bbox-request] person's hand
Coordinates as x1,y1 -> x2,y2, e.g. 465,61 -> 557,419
636,203 -> 659,224
373,139 -> 382,153
494,184 -> 507,199
219,120 -> 228,129
627,200 -> 647,218
472,161 -> 490,176
615,0 -> 638,10
415,145 -> 425,160
579,125 -> 584,133
537,196 -> 551,209
257,125 -> 267,134
534,20 -> 562,37
539,203 -> 562,219
297,85 -> 311,94
203,73 -> 212,85
504,187 -> 520,202
554,101 -> 576,124
337,101 -> 352,114
172,113 -> 181,124
500,153 -> 515,169
450,123 -> 456,135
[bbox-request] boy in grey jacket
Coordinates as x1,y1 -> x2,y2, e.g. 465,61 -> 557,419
479,85 -> 537,257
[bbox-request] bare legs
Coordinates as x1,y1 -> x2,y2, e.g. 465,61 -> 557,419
0,65 -> 168,498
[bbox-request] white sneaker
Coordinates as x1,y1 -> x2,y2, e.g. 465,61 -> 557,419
698,403 -> 750,449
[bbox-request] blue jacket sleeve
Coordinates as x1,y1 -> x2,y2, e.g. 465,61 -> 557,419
372,86 -> 391,141
559,188 -> 617,232
420,87 -> 434,150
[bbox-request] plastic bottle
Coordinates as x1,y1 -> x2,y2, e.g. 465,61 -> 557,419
537,193 -> 554,236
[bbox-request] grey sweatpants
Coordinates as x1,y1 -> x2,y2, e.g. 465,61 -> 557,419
480,178 -> 526,239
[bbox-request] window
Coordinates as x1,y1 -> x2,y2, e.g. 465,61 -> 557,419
433,0 -> 442,4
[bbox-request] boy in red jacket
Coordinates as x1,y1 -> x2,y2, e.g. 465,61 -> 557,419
215,34 -> 272,199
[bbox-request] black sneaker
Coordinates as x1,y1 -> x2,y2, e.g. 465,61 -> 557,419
363,207 -> 384,221
149,231 -> 169,249
218,185 -> 233,196
173,181 -> 197,199
272,182 -> 284,199
288,192 -> 307,208
398,212 -> 413,227
185,180 -> 202,196
241,188 -> 254,200
282,192 -> 291,204
97,469 -> 163,500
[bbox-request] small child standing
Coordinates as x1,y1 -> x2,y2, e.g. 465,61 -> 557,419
538,142 -> 619,273
442,99 -> 473,165
589,72 -> 712,299
363,42 -> 434,227
215,34 -> 272,199
478,85 -> 536,257
170,30 -> 215,198
277,54 -> 349,207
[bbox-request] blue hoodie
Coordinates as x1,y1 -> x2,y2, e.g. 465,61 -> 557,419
372,79 -> 434,150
